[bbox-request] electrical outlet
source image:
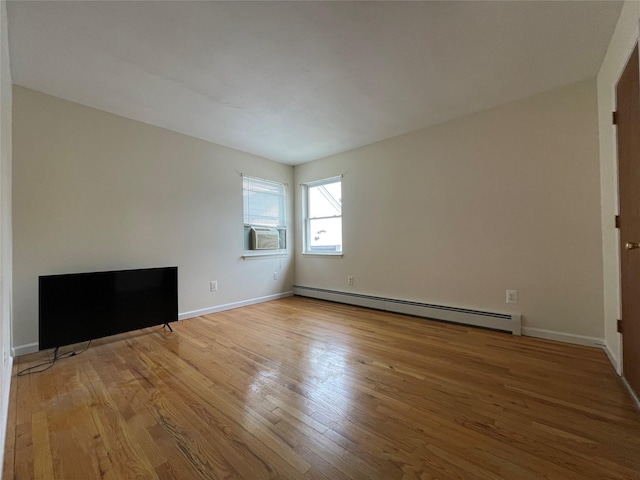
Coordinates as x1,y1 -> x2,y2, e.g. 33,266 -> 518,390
506,289 -> 517,304
210,281 -> 218,292
273,272 -> 278,281
347,275 -> 354,286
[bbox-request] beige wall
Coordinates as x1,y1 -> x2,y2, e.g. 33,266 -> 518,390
295,79 -> 604,340
0,0 -> 12,467
9,51 -> 612,352
597,0 -> 640,373
12,86 -> 294,351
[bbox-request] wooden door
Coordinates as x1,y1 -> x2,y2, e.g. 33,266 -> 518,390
616,44 -> 640,399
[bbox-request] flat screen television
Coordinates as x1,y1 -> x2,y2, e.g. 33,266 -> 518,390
39,266 -> 178,350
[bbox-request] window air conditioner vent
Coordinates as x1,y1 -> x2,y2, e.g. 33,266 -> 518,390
250,227 -> 281,250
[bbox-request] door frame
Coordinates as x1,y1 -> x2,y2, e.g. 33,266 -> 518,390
614,37 -> 640,408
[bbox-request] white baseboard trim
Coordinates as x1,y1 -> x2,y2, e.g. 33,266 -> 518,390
12,342 -> 37,357
0,354 -> 14,476
12,292 -> 295,356
178,291 -> 294,321
293,286 -> 612,349
603,341 -> 622,375
521,327 -> 604,348
622,376 -> 640,411
293,286 -> 522,335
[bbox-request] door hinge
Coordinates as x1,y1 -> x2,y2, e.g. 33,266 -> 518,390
617,319 -> 623,333
615,215 -> 621,229
613,111 -> 618,125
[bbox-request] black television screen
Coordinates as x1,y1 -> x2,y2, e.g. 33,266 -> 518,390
39,266 -> 178,350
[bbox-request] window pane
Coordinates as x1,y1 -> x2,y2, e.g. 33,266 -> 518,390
308,181 -> 341,218
308,217 -> 342,252
243,177 -> 285,227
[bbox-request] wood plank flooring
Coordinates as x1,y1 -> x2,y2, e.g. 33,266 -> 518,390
4,296 -> 640,479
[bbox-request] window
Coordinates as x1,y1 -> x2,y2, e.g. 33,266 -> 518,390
304,176 -> 342,254
243,176 -> 286,251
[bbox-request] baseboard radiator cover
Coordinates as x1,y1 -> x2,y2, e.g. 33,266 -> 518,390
293,285 -> 521,335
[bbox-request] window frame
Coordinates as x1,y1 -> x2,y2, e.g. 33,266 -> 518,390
242,175 -> 287,257
303,176 -> 343,256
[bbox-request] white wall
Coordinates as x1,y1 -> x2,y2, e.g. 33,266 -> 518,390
597,0 -> 640,374
295,79 -> 604,341
0,0 -> 12,471
12,86 -> 294,352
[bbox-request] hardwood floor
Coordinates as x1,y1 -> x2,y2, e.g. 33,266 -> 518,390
4,296 -> 640,479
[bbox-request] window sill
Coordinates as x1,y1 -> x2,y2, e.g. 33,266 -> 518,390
302,253 -> 344,258
242,250 -> 288,260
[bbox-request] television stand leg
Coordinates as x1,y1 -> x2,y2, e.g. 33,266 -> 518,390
163,323 -> 173,332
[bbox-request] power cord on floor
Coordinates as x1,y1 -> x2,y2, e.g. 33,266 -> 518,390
17,340 -> 92,376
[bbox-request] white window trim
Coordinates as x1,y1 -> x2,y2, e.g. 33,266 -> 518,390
242,175 -> 288,257
303,175 -> 343,256
242,251 -> 288,260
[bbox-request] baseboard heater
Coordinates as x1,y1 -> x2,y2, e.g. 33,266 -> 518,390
293,285 -> 521,335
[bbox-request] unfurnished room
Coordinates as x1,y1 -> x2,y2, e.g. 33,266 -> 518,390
0,1 -> 639,479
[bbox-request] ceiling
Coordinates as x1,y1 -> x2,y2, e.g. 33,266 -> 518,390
7,1 -> 622,165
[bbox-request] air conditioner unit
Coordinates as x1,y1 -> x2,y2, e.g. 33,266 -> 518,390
250,227 -> 281,250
